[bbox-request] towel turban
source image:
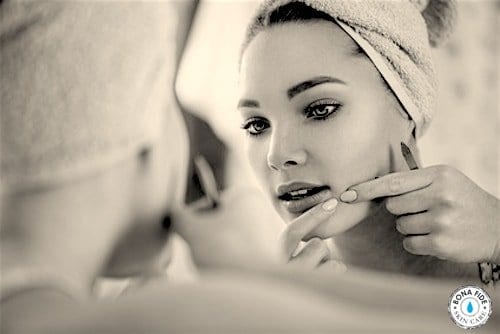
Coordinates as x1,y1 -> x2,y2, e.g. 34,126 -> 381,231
1,2 -> 177,191
243,0 -> 457,138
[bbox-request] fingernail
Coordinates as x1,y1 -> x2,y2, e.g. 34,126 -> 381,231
340,190 -> 357,203
322,198 -> 338,211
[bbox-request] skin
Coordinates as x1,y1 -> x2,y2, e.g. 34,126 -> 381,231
0,101 -> 189,289
0,0 -> 282,314
239,22 -> 409,231
0,0 -> 193,295
1,4 -> 498,331
239,21 -> 477,276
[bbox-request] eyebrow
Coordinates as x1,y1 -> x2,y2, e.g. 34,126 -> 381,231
237,76 -> 346,110
287,76 -> 346,99
237,99 -> 260,109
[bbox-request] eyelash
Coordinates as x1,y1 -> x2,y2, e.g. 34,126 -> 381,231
240,117 -> 269,137
240,99 -> 342,137
304,99 -> 342,121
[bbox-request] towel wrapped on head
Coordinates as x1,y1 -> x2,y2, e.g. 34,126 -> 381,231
243,0 -> 457,138
0,2 -> 177,191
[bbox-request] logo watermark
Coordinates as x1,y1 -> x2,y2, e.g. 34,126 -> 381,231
448,285 -> 492,329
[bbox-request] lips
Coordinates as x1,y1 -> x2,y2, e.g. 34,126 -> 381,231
276,182 -> 331,214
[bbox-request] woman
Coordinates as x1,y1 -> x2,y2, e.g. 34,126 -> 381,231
238,0 -> 499,279
0,1 -> 333,331
2,2 -> 499,331
0,0 -> 280,303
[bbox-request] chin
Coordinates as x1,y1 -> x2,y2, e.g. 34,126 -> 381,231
305,201 -> 373,238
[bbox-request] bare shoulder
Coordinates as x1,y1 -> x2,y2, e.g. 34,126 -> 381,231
3,270 -> 497,333
1,276 -> 337,333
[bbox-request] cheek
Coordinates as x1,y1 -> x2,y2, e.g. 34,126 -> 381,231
245,139 -> 269,184
313,201 -> 375,237
309,102 -> 396,237
315,114 -> 390,195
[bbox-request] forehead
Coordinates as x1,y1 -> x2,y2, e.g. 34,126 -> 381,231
240,21 -> 376,91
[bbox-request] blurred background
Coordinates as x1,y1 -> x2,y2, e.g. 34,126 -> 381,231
177,0 -> 499,198
423,0 -> 499,197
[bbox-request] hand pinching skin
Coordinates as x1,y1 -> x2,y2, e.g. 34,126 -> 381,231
341,166 -> 500,264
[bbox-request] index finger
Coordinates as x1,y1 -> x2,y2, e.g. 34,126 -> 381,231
280,198 -> 338,259
340,169 -> 434,203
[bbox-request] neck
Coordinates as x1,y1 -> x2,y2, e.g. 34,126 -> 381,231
333,202 -> 477,278
333,202 -> 403,271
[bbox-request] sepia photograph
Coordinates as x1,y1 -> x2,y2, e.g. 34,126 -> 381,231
1,0 -> 499,332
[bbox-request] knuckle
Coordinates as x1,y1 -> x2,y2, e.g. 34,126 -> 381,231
308,238 -> 323,250
431,183 -> 454,206
433,165 -> 447,177
434,165 -> 455,183
305,238 -> 329,258
427,236 -> 437,251
389,175 -> 403,193
430,236 -> 446,256
435,211 -> 451,228
317,245 -> 330,260
364,185 -> 376,199
436,187 -> 455,206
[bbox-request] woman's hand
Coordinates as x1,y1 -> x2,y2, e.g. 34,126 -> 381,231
279,198 -> 346,272
340,165 -> 500,264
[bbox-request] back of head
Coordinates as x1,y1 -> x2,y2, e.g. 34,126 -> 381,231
0,1 -> 177,193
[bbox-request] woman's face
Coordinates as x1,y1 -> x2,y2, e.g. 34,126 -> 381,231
238,21 -> 411,237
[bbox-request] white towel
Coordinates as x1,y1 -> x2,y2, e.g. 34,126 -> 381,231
1,2 -> 178,190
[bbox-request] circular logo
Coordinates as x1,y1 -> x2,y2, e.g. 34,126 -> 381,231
448,285 -> 492,329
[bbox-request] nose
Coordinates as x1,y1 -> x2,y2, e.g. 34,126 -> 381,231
267,129 -> 307,171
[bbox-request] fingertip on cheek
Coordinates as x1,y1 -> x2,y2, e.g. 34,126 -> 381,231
340,190 -> 357,203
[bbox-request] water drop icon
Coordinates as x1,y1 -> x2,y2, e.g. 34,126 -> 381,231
467,301 -> 474,313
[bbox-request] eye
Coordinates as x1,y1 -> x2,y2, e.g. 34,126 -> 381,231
240,117 -> 270,136
304,99 -> 341,120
